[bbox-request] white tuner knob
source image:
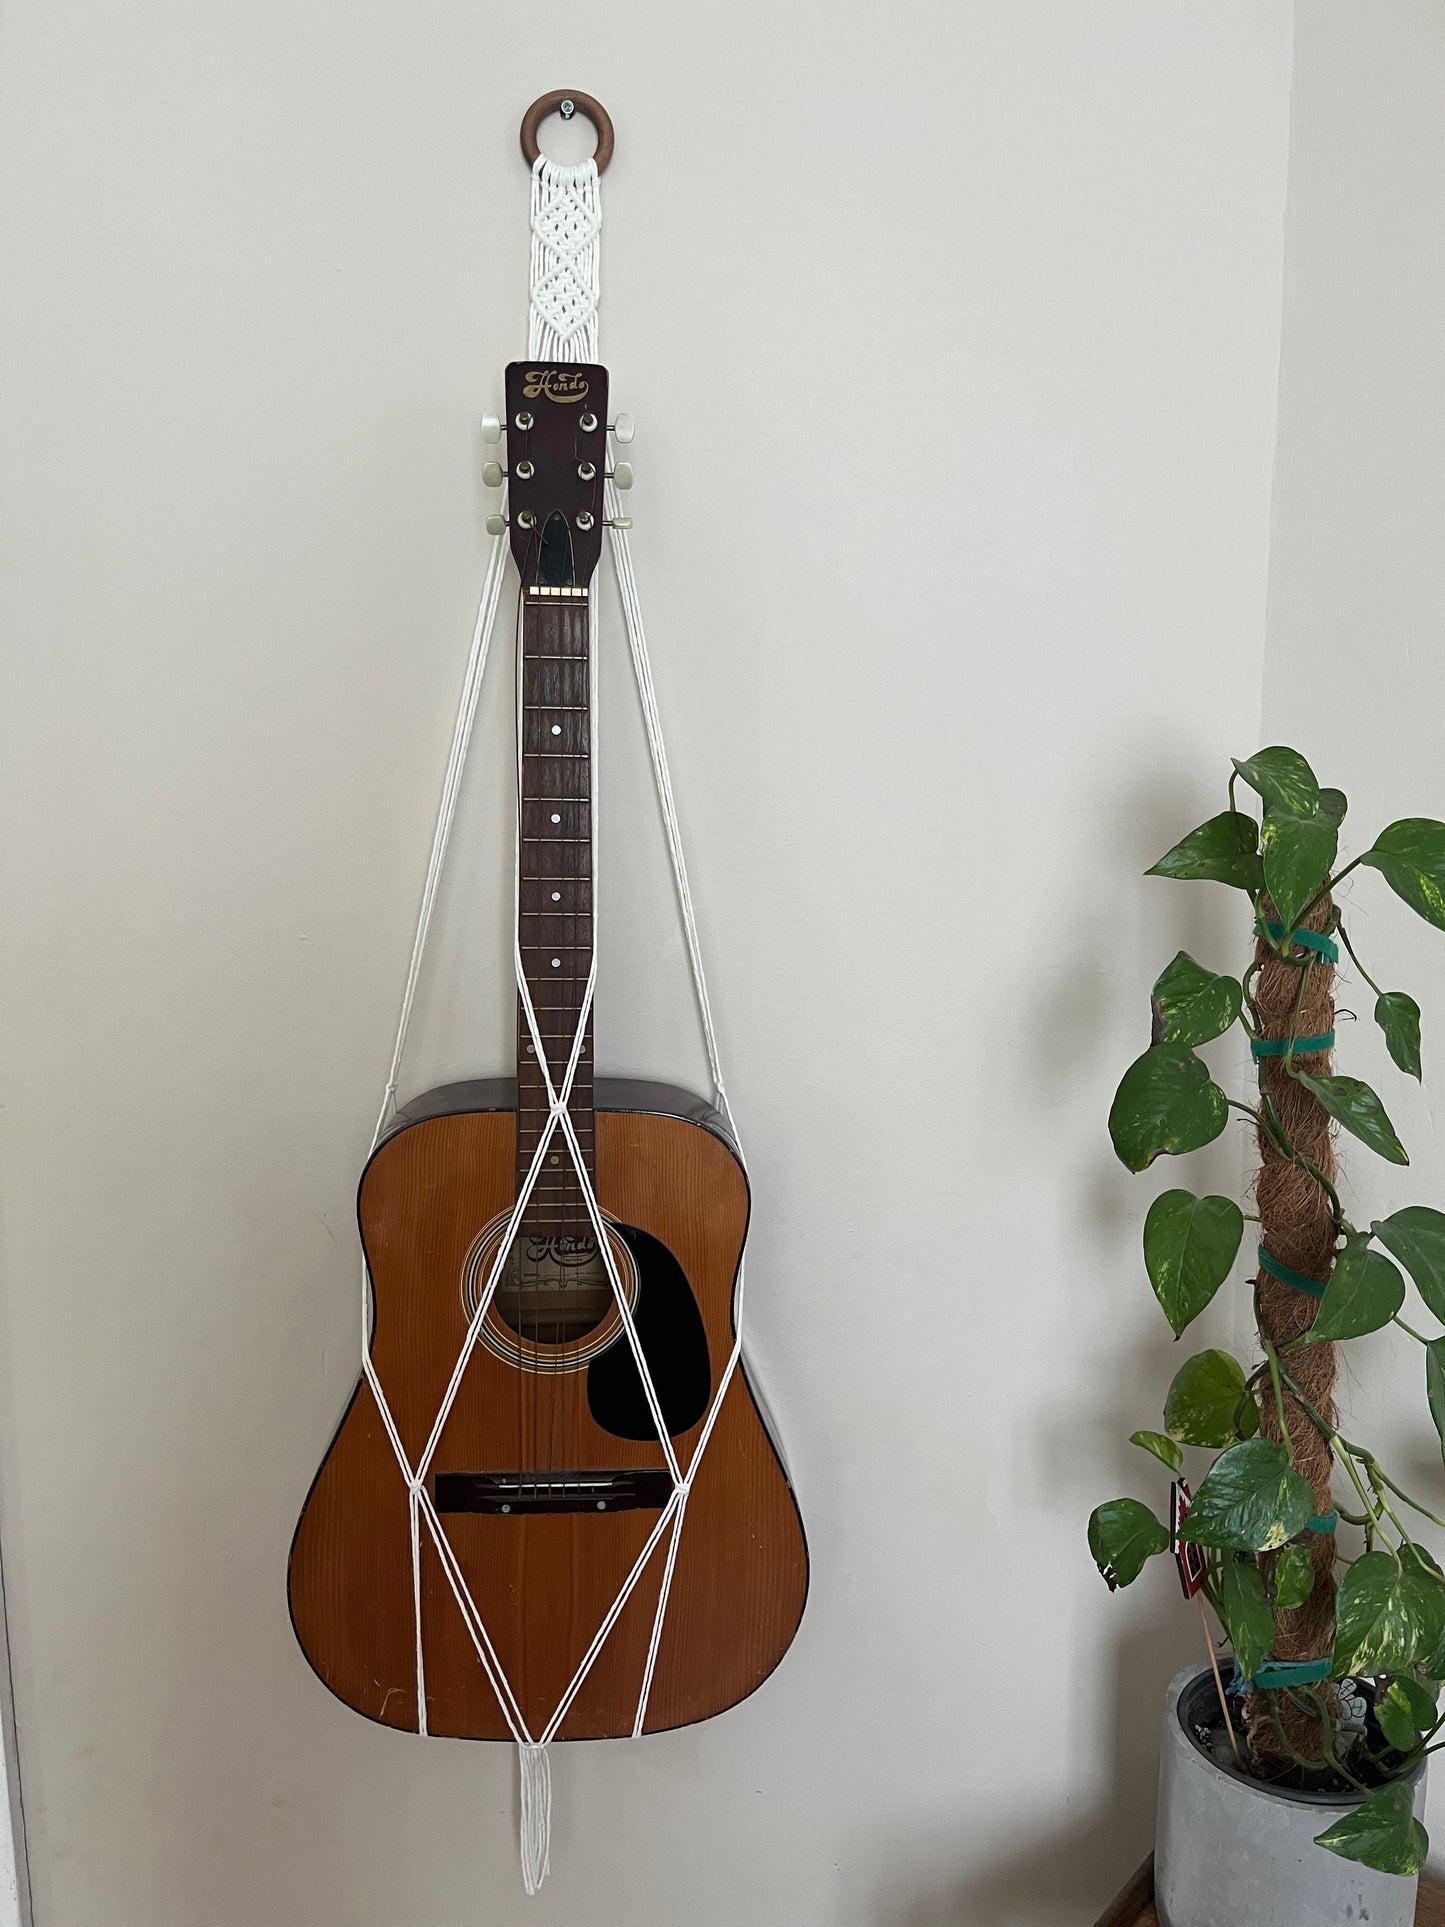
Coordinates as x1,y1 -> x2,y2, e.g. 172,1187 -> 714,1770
606,515 -> 633,530
485,513 -> 508,536
482,461 -> 505,489
481,415 -> 503,444
611,462 -> 634,490
610,412 -> 635,444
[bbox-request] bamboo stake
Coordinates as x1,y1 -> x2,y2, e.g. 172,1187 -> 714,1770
1197,1592 -> 1241,1764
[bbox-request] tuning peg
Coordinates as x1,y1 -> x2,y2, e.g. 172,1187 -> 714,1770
609,413 -> 635,444
481,414 -> 503,444
482,461 -> 505,489
605,515 -> 633,530
486,513 -> 508,536
609,462 -> 634,490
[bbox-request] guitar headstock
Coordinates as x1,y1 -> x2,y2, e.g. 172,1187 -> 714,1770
500,362 -> 611,589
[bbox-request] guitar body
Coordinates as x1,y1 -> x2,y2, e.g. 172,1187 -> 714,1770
288,1078 -> 808,1740
292,360 -> 806,1749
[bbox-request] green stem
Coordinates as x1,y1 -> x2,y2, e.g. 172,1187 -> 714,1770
1252,1086 -> 1347,1235
1261,1334 -> 1296,1469
1300,1686 -> 1372,1792
1254,1091 -> 1293,1160
1275,1373 -> 1396,1544
1335,920 -> 1385,1000
1361,1456 -> 1445,1534
1232,1362 -> 1271,1438
1297,1155 -> 1348,1236
1277,1368 -> 1445,1532
1284,955 -> 1315,1067
1366,1462 -> 1414,1544
1393,1314 -> 1435,1346
1295,860 -> 1361,934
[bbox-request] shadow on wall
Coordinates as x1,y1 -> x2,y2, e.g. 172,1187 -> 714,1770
871,759 -> 1242,1925
871,1614 -> 1194,1926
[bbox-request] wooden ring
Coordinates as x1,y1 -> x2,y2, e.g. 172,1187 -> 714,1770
520,91 -> 614,175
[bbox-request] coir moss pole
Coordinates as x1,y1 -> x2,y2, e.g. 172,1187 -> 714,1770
1248,896 -> 1337,1762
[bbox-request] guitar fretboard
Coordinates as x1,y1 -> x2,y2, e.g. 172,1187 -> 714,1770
516,591 -> 595,1235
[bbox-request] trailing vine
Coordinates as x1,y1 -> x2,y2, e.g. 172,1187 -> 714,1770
1090,745 -> 1445,1878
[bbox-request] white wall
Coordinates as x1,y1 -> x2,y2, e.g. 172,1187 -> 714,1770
1265,0 -> 1445,1874
0,5 -> 1294,1923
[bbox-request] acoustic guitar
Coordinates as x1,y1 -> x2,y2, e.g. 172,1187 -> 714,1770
289,361 -> 808,1740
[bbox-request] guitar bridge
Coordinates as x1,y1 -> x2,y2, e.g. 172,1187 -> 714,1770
433,1470 -> 674,1515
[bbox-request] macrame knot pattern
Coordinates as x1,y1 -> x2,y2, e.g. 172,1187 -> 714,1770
528,159 -> 601,359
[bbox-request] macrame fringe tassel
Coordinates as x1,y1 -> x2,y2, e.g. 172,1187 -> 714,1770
518,1741 -> 552,1896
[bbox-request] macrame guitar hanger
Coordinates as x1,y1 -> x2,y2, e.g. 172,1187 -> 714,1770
358,93 -> 746,1894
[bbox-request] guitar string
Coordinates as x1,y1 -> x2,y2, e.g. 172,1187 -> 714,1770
513,571 -> 530,1505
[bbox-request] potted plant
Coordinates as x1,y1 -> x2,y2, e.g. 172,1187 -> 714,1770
1090,746 -> 1445,1927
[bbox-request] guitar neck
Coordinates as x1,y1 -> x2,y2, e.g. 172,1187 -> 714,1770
516,588 -> 595,1233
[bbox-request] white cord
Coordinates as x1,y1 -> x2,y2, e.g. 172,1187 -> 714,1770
356,156 -> 751,1892
528,158 -> 600,361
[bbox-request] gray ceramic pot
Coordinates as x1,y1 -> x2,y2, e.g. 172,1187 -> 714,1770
1155,1666 -> 1425,1927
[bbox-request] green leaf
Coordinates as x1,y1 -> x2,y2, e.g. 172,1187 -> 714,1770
1395,1674 -> 1439,1730
1143,1190 -> 1244,1337
1129,1429 -> 1183,1474
1088,1497 -> 1169,1589
1376,1680 -> 1421,1754
1320,787 -> 1348,828
1233,746 -> 1321,819
1109,1046 -> 1229,1174
1375,992 -> 1422,1081
1179,1439 -> 1316,1552
1164,1350 -> 1251,1447
1372,1207 -> 1445,1321
1273,1542 -> 1316,1613
1361,818 -> 1445,932
1401,1558 -> 1445,1680
1314,1782 -> 1428,1878
1308,1235 -> 1406,1343
1151,952 -> 1243,1048
1427,1340 -> 1445,1470
1261,805 -> 1339,936
1334,1551 -> 1420,1676
1219,1557 -> 1274,1681
1146,810 -> 1264,894
1295,1071 -> 1409,1166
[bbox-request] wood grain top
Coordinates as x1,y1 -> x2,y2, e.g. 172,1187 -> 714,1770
1092,1855 -> 1445,1925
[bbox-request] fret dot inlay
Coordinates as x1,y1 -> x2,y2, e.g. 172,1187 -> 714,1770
516,596 -> 595,1241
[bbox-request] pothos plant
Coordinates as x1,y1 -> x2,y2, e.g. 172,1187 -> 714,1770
1089,745 -> 1445,1879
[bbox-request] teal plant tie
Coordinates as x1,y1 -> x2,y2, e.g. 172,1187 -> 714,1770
1251,1657 -> 1333,1691
1308,1512 -> 1338,1535
1251,1032 -> 1335,1059
1256,917 -> 1340,965
1257,1244 -> 1328,1300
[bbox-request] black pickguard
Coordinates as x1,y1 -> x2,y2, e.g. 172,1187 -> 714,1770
587,1225 -> 711,1440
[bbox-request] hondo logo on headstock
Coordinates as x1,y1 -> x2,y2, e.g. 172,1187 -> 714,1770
502,360 -> 610,588
522,368 -> 590,404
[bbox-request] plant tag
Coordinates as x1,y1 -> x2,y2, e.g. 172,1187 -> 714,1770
1171,1480 -> 1206,1599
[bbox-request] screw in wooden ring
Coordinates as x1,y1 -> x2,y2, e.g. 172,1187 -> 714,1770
519,90 -> 614,174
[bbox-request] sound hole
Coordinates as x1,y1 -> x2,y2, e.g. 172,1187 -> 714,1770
493,1234 -> 612,1346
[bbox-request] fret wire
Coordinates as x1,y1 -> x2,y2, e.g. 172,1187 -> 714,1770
516,602 -> 595,1222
